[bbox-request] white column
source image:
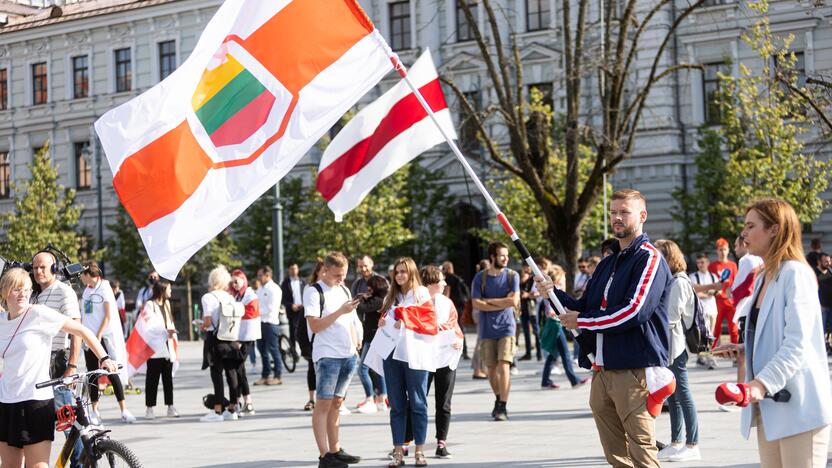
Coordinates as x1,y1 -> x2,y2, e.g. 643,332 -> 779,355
730,40 -> 739,78
688,44 -> 704,125
805,30 -> 815,74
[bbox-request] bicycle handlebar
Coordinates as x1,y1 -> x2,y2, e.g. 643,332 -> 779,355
35,365 -> 124,389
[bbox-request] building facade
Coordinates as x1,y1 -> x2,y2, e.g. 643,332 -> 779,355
0,0 -> 829,262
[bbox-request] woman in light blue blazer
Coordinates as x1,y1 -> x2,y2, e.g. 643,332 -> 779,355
717,198 -> 831,468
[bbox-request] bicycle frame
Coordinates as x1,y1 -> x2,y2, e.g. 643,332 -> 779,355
47,373 -> 111,468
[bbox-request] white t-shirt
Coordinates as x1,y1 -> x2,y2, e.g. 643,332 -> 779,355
690,271 -> 719,319
81,280 -> 118,339
32,280 -> 80,352
303,281 -> 362,362
115,290 -> 126,312
388,286 -> 431,364
201,290 -> 234,332
257,280 -> 283,325
0,305 -> 67,403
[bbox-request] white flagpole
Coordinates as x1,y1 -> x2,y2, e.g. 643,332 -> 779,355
385,53 -> 592,359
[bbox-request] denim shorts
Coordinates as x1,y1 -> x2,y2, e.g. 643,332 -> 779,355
314,355 -> 358,400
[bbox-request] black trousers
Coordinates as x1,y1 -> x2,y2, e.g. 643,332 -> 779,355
428,366 -> 456,441
210,360 -> 240,407
145,358 -> 174,407
236,341 -> 252,397
84,349 -> 125,403
306,358 -> 316,391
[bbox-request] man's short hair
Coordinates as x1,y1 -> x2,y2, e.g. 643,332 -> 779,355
325,252 -> 348,268
820,252 -> 830,259
357,254 -> 373,264
487,241 -> 509,259
587,256 -> 601,268
83,260 -> 102,278
811,238 -> 822,250
696,253 -> 709,260
611,189 -> 647,206
419,265 -> 443,286
258,266 -> 273,276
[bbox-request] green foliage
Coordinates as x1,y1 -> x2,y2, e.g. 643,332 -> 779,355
282,167 -> 414,263
235,187 -> 277,275
105,204 -> 152,290
0,144 -> 85,261
718,0 -> 831,227
672,131 -> 741,254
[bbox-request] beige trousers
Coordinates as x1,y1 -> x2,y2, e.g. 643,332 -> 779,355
757,421 -> 830,468
589,368 -> 659,468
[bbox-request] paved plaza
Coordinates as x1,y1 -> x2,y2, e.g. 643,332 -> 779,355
55,338 -> 830,467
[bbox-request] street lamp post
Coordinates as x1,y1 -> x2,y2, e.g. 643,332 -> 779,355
272,183 -> 284,283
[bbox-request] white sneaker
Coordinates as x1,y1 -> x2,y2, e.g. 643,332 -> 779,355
552,366 -> 564,375
200,411 -> 223,422
121,410 -> 136,424
357,400 -> 377,414
166,406 -> 179,418
339,405 -> 351,416
669,446 -> 702,462
222,410 -> 239,420
145,407 -> 155,420
89,410 -> 102,425
377,399 -> 389,411
719,403 -> 741,413
657,444 -> 683,461
510,366 -> 519,376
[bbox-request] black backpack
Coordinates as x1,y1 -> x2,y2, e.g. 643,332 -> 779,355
683,277 -> 715,353
295,283 -> 350,359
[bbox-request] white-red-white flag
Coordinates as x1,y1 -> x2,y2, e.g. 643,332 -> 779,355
317,48 -> 456,219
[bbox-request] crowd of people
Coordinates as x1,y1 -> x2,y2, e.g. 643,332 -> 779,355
0,189 -> 830,468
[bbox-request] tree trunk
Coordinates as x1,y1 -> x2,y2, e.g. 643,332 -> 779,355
557,223 -> 583,295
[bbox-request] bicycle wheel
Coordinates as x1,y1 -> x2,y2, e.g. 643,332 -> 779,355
279,335 -> 297,373
92,439 -> 143,468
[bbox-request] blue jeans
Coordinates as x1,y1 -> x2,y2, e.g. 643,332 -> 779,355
314,355 -> 358,400
668,351 -> 699,445
383,356 -> 428,446
541,332 -> 580,386
54,385 -> 82,467
256,322 -> 282,379
359,343 -> 386,398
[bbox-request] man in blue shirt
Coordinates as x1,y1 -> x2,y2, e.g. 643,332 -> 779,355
472,241 -> 520,421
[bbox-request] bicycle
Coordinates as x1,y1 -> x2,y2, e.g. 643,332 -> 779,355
278,317 -> 298,373
36,368 -> 143,468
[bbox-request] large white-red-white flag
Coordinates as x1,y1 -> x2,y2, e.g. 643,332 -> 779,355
317,48 -> 456,219
125,305 -> 179,378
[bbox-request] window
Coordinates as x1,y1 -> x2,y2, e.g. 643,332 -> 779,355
32,62 -> 48,105
158,41 -> 176,80
0,152 -> 9,198
703,0 -> 730,6
114,48 -> 132,93
703,62 -> 729,125
526,0 -> 551,32
74,142 -> 92,190
72,56 -> 89,99
459,90 -> 481,150
457,1 -> 478,42
527,82 -> 553,109
388,1 -> 411,51
0,69 -> 7,110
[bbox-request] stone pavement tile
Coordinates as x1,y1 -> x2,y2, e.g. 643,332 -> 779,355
49,340 -> 820,467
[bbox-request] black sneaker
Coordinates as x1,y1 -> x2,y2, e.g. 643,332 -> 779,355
435,445 -> 452,459
493,402 -> 508,421
332,449 -> 361,464
319,453 -> 348,468
518,354 -> 532,361
491,397 -> 499,418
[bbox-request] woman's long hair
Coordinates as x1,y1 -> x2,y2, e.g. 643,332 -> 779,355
655,239 -> 687,275
308,258 -> 324,284
229,269 -> 249,300
150,279 -> 171,303
746,198 -> 807,278
367,274 -> 389,298
382,257 -> 421,312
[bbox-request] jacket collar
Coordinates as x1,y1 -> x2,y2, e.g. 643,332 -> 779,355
611,233 -> 650,257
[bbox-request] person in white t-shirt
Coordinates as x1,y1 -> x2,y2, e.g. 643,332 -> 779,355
255,266 -> 283,386
0,268 -> 117,468
79,261 -> 135,424
690,253 -> 721,370
304,252 -> 363,468
199,266 -> 241,422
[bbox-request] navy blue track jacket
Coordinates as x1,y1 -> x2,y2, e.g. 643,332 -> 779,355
555,233 -> 672,370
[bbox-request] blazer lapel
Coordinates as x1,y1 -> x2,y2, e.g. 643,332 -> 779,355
754,273 -> 779,344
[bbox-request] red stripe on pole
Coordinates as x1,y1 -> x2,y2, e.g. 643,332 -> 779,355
317,78 -> 448,201
497,213 -> 514,236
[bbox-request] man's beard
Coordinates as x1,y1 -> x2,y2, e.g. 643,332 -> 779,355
493,259 -> 507,269
614,226 -> 635,239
